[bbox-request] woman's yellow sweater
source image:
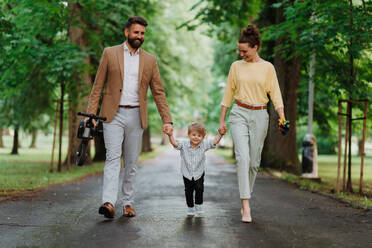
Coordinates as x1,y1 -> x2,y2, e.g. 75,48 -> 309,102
221,60 -> 284,110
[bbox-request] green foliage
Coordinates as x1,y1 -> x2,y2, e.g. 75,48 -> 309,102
70,0 -> 158,63
265,0 -> 372,96
183,0 -> 262,79
262,0 -> 372,147
0,0 -> 218,138
142,0 -> 215,131
0,0 -> 86,134
316,135 -> 338,155
182,0 -> 261,31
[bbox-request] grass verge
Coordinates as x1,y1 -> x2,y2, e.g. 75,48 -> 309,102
267,169 -> 372,210
0,144 -> 167,196
214,148 -> 372,210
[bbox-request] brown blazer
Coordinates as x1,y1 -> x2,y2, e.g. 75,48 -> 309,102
86,44 -> 172,128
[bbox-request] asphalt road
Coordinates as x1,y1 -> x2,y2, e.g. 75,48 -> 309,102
0,148 -> 371,248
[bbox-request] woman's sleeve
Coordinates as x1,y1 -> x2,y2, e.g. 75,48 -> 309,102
221,63 -> 237,108
266,65 -> 284,110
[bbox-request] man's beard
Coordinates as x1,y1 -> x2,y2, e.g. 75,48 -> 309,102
128,36 -> 144,49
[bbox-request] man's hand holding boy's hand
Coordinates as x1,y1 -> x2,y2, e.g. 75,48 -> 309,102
218,126 -> 227,136
162,123 -> 173,136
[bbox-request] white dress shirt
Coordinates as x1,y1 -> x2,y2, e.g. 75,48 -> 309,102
119,41 -> 140,106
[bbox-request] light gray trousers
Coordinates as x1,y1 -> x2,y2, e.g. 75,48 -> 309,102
228,103 -> 269,199
102,107 -> 143,207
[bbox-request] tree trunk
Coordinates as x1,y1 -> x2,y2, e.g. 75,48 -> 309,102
67,2 -> 93,165
345,0 -> 354,192
0,128 -> 4,148
29,129 -> 38,148
232,143 -> 235,159
57,84 -> 65,172
11,127 -> 19,155
348,0 -> 355,89
358,138 -> 363,156
261,0 -> 300,173
141,126 -> 152,153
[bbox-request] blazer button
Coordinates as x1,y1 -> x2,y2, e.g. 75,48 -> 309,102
119,89 -> 122,92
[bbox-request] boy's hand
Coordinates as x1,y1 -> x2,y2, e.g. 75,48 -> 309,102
213,128 -> 225,146
162,123 -> 173,136
167,129 -> 173,136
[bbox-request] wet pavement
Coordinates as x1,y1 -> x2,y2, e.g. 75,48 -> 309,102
0,147 -> 371,248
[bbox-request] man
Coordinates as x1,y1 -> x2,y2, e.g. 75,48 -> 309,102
86,16 -> 173,218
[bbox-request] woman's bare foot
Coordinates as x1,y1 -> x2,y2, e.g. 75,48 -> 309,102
241,199 -> 252,223
241,208 -> 252,223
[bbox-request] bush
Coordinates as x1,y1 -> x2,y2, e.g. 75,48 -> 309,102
316,135 -> 337,154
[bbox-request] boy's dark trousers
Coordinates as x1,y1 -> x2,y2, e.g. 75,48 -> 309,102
183,173 -> 204,208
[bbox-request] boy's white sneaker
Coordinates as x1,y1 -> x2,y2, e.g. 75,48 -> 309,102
195,205 -> 204,214
187,207 -> 195,216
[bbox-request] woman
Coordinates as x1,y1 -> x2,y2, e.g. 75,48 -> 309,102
218,24 -> 286,223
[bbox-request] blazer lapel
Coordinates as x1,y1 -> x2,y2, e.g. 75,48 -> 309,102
116,44 -> 124,81
138,49 -> 144,88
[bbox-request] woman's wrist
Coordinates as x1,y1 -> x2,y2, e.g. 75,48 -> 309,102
276,107 -> 285,119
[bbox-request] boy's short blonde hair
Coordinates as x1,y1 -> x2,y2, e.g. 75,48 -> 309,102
188,123 -> 206,137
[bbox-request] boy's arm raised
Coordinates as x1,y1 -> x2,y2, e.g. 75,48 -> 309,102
212,132 -> 224,146
167,132 -> 179,148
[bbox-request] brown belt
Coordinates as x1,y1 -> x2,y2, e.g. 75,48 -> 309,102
119,105 -> 139,109
235,100 -> 267,110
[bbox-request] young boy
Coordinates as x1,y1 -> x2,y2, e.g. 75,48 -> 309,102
167,123 -> 224,216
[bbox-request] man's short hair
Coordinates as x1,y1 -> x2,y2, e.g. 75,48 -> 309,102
125,16 -> 148,29
188,123 -> 206,137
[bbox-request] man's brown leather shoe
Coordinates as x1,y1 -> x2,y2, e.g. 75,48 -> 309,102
123,205 -> 136,217
98,202 -> 115,218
